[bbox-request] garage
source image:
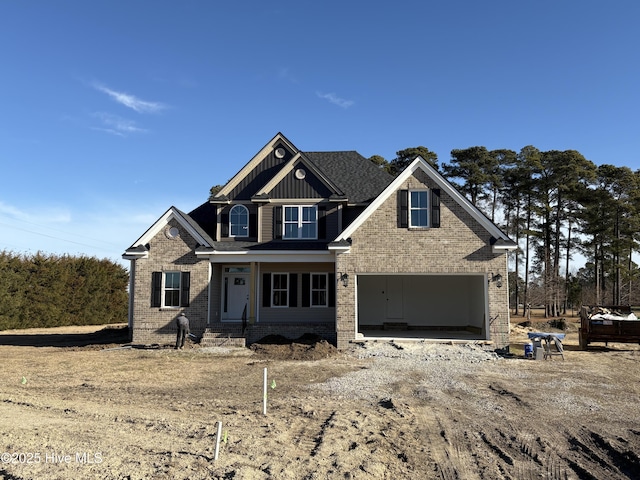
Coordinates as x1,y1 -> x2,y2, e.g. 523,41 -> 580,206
356,274 -> 488,340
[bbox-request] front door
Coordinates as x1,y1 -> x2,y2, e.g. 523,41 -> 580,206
222,273 -> 250,321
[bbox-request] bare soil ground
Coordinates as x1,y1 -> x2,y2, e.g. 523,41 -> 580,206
1,315 -> 639,480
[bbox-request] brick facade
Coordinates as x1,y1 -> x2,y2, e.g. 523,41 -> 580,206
335,169 -> 510,349
126,137 -> 513,351
129,219 -> 210,345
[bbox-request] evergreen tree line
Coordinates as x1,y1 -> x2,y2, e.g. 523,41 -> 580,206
371,146 -> 640,316
0,251 -> 129,330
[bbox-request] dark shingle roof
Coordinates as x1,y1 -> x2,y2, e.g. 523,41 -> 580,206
187,148 -> 394,246
304,151 -> 394,204
184,203 -> 218,242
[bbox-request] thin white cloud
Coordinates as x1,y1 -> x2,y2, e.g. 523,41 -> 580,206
0,201 -> 71,224
316,91 -> 355,109
91,127 -> 126,137
92,112 -> 147,137
93,83 -> 167,113
278,67 -> 298,84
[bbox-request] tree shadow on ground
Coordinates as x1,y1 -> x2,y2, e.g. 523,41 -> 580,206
0,326 -> 129,347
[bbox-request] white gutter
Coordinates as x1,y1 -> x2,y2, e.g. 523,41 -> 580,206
196,250 -> 335,263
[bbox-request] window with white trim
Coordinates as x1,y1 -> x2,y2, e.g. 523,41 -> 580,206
271,273 -> 289,307
311,273 -> 328,307
409,190 -> 429,228
164,272 -> 182,307
229,205 -> 249,237
284,205 -> 317,239
151,271 -> 190,308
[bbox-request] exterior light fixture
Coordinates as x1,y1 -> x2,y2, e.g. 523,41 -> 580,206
489,272 -> 503,288
339,272 -> 349,287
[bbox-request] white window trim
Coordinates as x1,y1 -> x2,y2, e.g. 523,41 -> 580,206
283,205 -> 318,240
310,272 -> 328,308
409,189 -> 429,229
163,271 -> 181,308
229,204 -> 249,238
271,272 -> 289,308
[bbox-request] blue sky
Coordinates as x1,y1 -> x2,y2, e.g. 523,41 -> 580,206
1,1 -> 639,267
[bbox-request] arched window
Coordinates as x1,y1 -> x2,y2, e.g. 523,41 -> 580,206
229,205 -> 249,237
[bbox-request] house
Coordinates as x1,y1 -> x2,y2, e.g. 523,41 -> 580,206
123,132 -> 516,349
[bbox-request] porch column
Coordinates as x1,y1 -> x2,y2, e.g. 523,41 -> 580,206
249,262 -> 257,324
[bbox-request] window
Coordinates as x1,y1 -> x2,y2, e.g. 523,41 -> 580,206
409,190 -> 429,228
164,272 -> 181,307
311,273 -> 328,307
283,205 -> 317,239
229,205 -> 249,237
151,271 -> 190,308
398,189 -> 440,229
271,273 -> 288,307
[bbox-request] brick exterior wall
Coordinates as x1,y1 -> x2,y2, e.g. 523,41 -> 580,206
335,169 -> 510,349
130,171 -> 511,350
130,218 -> 210,346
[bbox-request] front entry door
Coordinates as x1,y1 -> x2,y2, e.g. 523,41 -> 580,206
223,273 -> 250,321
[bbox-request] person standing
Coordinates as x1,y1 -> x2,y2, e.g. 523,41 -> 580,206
175,312 -> 190,349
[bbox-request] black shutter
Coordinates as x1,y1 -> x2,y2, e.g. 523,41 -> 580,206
180,272 -> 190,307
273,206 -> 282,239
262,273 -> 271,307
302,274 -> 311,307
318,206 -> 327,239
249,211 -> 258,239
221,212 -> 229,237
328,273 -> 336,307
431,189 -> 441,228
151,272 -> 162,307
289,273 -> 297,307
398,190 -> 408,228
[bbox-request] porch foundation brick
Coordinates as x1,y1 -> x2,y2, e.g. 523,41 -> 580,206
244,322 -> 336,346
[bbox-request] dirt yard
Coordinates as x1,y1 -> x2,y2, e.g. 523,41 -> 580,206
0,316 -> 639,480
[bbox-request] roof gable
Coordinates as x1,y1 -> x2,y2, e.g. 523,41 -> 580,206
211,134 -> 393,204
335,157 -> 515,246
254,153 -> 344,200
123,207 -> 213,258
214,132 -> 298,201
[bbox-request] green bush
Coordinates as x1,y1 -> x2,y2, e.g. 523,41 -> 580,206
0,251 -> 128,330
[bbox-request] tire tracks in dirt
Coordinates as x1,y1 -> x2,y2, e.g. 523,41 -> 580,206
560,426 -> 640,479
408,380 -> 579,480
281,404 -> 416,477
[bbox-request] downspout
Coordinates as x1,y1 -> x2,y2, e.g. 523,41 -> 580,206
128,259 -> 135,342
207,261 -> 212,326
485,270 -> 491,342
249,261 -> 256,324
504,250 -> 510,345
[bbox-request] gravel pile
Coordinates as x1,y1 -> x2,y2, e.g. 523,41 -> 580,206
311,341 -> 501,402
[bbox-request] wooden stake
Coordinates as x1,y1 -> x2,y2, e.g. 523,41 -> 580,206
214,421 -> 222,461
263,367 -> 267,415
